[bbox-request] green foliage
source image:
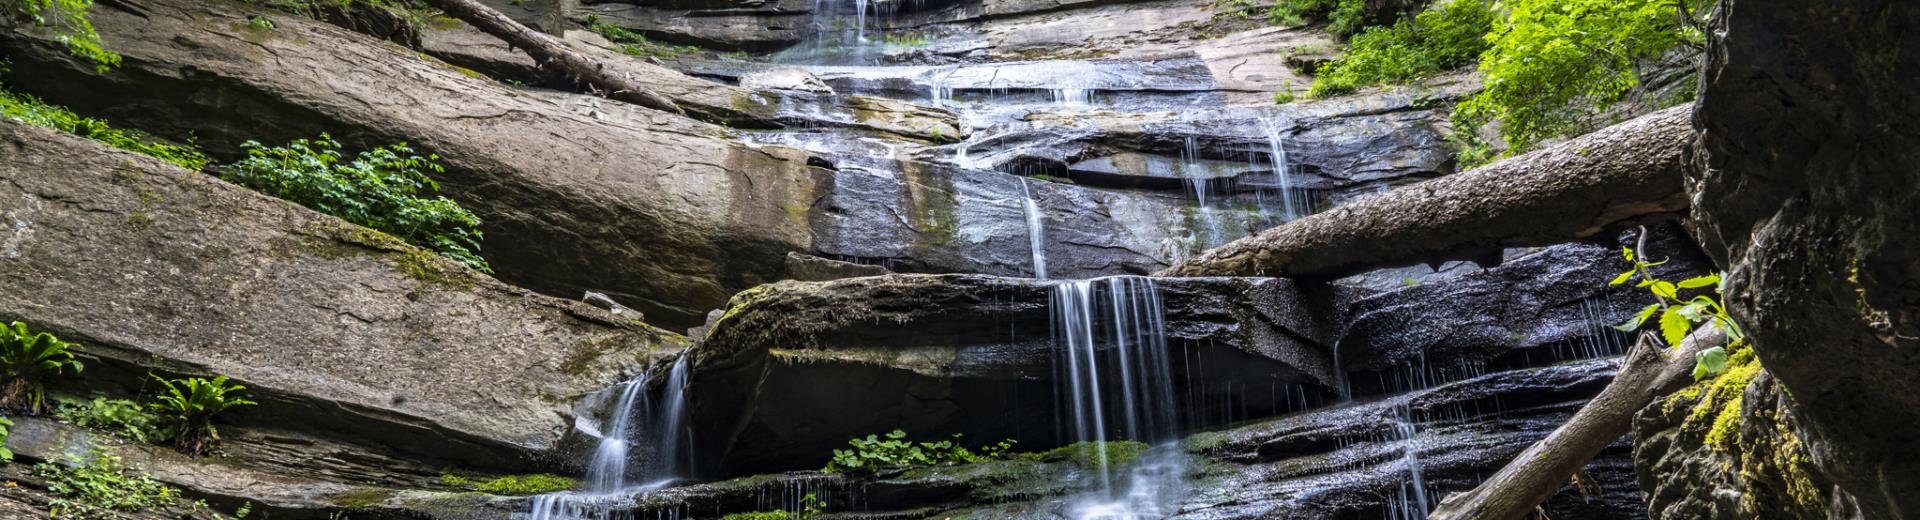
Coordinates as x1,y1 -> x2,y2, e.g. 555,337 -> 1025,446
1306,0 -> 1494,98
1452,0 -> 1703,154
718,493 -> 824,520
0,321 -> 84,415
0,416 -> 13,461
879,31 -> 930,48
1271,82 -> 1297,104
584,15 -> 699,59
1255,0 -> 1375,36
0,87 -> 211,170
1029,174 -> 1075,185
1610,246 -> 1746,379
36,445 -> 181,519
149,375 -> 256,456
824,430 -> 1014,476
218,134 -> 491,272
55,397 -> 159,443
440,473 -> 578,495
3,0 -> 119,72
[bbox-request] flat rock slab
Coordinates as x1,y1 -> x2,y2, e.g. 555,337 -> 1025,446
0,121 -> 680,469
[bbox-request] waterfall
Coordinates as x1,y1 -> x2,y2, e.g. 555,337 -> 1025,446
1258,117 -> 1302,221
526,355 -> 693,520
1387,404 -> 1431,520
1050,277 -> 1187,519
1022,178 -> 1049,280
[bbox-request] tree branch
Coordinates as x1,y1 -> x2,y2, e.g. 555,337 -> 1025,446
1157,105 -> 1693,279
417,0 -> 684,115
1427,325 -> 1726,520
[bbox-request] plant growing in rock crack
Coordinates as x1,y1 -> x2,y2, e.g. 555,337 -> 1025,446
1610,245 -> 1746,380
2,0 -> 119,71
55,396 -> 160,443
36,444 -> 181,518
149,375 -> 256,456
0,321 -> 85,415
218,134 -> 491,272
0,416 -> 14,461
823,430 -> 1012,476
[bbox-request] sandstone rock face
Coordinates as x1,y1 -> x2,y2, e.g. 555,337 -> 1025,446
740,68 -> 837,94
0,120 -> 679,469
1688,0 -> 1920,515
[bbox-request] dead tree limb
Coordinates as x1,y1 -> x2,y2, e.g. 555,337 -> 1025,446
1428,325 -> 1726,520
1157,105 -> 1693,279
417,0 -> 684,115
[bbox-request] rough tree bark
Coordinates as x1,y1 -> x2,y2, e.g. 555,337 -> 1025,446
1157,105 -> 1692,279
417,0 -> 684,115
1428,326 -> 1726,520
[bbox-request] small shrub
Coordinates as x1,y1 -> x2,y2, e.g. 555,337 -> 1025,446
1307,0 -> 1494,98
149,375 -> 256,456
1609,245 -> 1745,379
0,88 -> 211,170
2,0 -> 118,71
36,445 -> 181,519
823,430 -> 1012,476
0,321 -> 85,415
218,134 -> 490,272
55,397 -> 159,443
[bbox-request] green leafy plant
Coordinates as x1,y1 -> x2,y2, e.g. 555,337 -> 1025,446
149,375 -> 256,456
718,493 -> 824,519
54,397 -> 159,443
1610,246 -> 1746,380
36,444 -> 181,519
218,134 -> 490,272
0,416 -> 14,461
1452,0 -> 1705,154
3,0 -> 119,72
0,321 -> 84,415
0,87 -> 211,170
1307,0 -> 1494,98
823,430 -> 1012,476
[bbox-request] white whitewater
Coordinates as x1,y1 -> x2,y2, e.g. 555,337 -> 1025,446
1051,277 -> 1188,519
527,355 -> 693,520
1258,116 -> 1302,221
1022,178 -> 1049,280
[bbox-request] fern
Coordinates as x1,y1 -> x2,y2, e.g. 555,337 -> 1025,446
150,375 -> 256,456
0,322 -> 85,415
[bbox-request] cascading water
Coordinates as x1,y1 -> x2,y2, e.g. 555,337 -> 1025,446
1258,116 -> 1302,221
1022,178 -> 1049,280
1387,404 -> 1431,520
1050,277 -> 1189,519
527,355 -> 693,520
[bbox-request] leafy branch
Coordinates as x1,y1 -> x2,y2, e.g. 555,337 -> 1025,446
1610,245 -> 1745,380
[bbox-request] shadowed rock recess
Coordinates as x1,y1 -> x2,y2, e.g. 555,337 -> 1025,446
0,0 -> 1906,517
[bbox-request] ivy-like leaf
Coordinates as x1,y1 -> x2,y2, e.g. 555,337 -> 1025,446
1659,306 -> 1692,348
1609,269 -> 1636,286
1677,273 -> 1720,289
1675,300 -> 1712,322
1613,303 -> 1661,332
1650,281 -> 1679,300
1692,346 -> 1728,381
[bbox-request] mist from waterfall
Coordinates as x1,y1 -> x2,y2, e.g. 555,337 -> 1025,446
527,355 -> 694,520
1050,277 -> 1190,519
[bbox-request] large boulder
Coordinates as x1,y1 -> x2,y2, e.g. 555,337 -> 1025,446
1687,0 -> 1920,514
0,120 -> 679,470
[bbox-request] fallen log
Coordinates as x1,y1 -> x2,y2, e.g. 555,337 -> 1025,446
418,0 -> 684,115
1157,104 -> 1693,279
1428,325 -> 1726,520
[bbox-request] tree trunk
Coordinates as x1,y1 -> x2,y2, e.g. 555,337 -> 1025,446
1428,326 -> 1725,520
1157,105 -> 1692,279
417,0 -> 683,115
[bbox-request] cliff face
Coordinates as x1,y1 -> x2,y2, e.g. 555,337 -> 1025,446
1684,0 -> 1920,516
